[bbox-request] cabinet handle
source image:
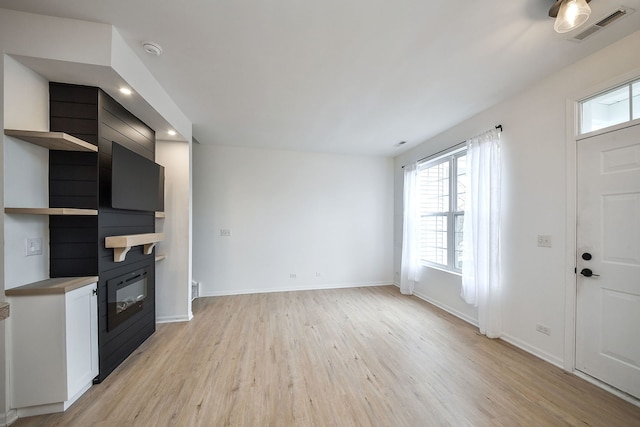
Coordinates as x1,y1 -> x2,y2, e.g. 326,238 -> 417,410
92,288 -> 98,296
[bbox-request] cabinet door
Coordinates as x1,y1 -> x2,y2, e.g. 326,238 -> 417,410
11,295 -> 66,407
65,284 -> 98,399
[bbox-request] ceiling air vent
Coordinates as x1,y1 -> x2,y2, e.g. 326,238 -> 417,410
570,7 -> 632,42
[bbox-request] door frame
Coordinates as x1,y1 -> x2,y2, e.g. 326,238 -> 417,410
563,68 -> 640,403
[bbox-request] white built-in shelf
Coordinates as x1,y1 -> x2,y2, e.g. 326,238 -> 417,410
155,212 -> 166,219
155,254 -> 166,262
4,129 -> 97,152
105,233 -> 165,263
5,207 -> 98,216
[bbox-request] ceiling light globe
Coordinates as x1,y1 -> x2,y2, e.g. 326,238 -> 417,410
554,0 -> 591,33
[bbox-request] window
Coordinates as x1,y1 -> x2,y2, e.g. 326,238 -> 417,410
418,148 -> 466,272
580,77 -> 640,134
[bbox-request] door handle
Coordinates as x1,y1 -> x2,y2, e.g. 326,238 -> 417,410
580,268 -> 600,277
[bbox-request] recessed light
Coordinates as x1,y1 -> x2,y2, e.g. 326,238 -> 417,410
142,41 -> 163,56
168,130 -> 177,136
119,87 -> 132,95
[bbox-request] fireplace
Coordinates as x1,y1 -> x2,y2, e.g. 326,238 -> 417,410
107,266 -> 149,331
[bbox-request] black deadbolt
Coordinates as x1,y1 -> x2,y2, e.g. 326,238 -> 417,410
582,252 -> 592,261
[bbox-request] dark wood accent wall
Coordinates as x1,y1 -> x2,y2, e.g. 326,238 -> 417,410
49,84 -> 99,277
49,82 -> 157,383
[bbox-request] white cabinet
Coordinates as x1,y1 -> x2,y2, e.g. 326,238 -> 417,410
9,279 -> 98,416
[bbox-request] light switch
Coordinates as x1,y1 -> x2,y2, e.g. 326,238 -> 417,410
220,229 -> 232,237
26,237 -> 43,256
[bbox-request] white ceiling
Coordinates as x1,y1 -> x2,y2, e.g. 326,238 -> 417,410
1,0 -> 639,156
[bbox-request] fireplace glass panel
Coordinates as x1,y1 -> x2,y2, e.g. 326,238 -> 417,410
107,267 -> 148,330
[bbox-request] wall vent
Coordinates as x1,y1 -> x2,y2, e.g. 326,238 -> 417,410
570,7 -> 632,42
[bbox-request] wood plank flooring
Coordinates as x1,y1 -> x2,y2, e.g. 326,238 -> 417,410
13,286 -> 640,426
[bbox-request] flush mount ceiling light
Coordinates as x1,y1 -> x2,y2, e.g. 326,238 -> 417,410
549,0 -> 592,33
142,41 -> 163,56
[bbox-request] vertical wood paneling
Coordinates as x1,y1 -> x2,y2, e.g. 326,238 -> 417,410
48,83 -> 157,383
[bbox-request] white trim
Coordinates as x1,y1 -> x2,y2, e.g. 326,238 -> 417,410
577,116 -> 640,140
199,281 -> 392,297
564,68 -> 640,377
13,381 -> 93,418
0,410 -> 18,427
420,263 -> 462,277
156,314 -> 193,324
417,143 -> 466,168
500,334 -> 564,369
404,285 -> 564,368
573,370 -> 640,408
564,96 -> 578,373
411,289 -> 478,327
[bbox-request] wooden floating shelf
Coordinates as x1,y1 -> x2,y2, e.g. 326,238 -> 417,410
155,212 -> 166,219
4,129 -> 97,152
5,207 -> 98,216
155,254 -> 166,262
105,233 -> 165,263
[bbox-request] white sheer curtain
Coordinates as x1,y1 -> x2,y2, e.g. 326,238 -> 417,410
400,162 -> 421,295
461,129 -> 502,338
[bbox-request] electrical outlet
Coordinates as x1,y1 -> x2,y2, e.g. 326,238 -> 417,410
290,273 -> 297,279
537,235 -> 552,248
25,237 -> 43,256
536,324 -> 551,335
220,229 -> 232,237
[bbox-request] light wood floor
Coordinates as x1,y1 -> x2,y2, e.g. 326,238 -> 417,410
13,285 -> 640,426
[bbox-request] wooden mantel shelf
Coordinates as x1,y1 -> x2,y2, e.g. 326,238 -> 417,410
4,129 -> 97,152
105,233 -> 165,262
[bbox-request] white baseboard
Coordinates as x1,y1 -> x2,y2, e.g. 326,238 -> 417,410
499,333 -> 564,369
156,314 -> 193,324
14,380 -> 92,419
411,290 -> 479,327
0,409 -> 17,427
402,286 -> 565,372
199,281 -> 391,297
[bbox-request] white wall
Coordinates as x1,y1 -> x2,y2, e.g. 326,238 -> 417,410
0,53 -> 51,427
193,144 -> 394,296
155,140 -> 192,322
395,30 -> 640,367
3,56 -> 50,290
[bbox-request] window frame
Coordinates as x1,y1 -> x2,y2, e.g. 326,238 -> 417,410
579,77 -> 640,135
417,146 -> 466,274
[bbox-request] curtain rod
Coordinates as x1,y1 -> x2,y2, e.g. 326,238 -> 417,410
402,124 -> 502,168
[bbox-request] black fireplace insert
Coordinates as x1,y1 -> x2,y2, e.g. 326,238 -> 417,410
107,266 -> 149,331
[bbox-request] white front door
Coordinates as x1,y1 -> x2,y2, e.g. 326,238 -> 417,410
576,122 -> 640,399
